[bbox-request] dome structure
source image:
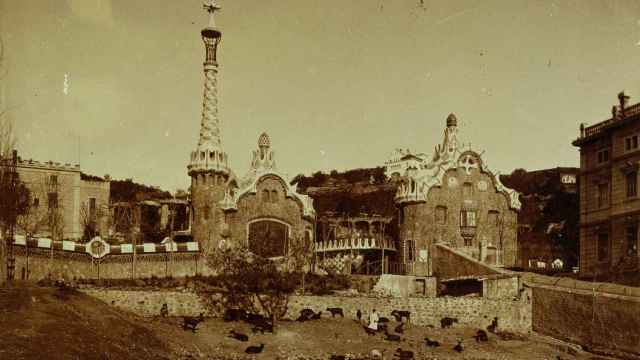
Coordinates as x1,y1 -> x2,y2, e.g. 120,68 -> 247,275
258,132 -> 270,148
446,113 -> 458,127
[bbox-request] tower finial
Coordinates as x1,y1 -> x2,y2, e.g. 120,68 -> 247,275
203,0 -> 221,29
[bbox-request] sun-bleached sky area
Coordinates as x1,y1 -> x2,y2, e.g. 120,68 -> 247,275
2,0 -> 640,192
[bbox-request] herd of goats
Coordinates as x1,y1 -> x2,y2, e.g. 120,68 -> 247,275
159,303 -> 504,359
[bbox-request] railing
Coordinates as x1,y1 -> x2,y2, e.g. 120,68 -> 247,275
582,103 -> 640,139
315,236 -> 396,252
388,261 -> 413,275
352,260 -> 383,275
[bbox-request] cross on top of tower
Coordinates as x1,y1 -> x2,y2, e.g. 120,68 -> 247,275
203,0 -> 221,28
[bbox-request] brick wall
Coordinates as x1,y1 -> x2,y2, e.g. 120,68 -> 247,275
79,287 -> 532,334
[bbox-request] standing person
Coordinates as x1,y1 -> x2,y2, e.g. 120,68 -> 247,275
368,308 -> 379,331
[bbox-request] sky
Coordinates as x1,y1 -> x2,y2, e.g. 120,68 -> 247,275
1,0 -> 640,192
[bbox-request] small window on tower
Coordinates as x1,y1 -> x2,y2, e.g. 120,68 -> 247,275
435,206 -> 447,225
262,189 -> 270,202
271,190 -> 278,203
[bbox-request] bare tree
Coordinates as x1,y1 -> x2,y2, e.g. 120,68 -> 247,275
286,234 -> 314,294
16,176 -> 66,241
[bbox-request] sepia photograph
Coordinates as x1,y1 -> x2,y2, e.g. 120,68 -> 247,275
0,0 -> 639,359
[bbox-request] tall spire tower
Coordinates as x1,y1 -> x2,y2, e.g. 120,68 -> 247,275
188,0 -> 229,174
188,0 -> 230,256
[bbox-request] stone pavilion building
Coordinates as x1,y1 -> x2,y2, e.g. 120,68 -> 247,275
187,2 -> 315,260
385,114 -> 521,274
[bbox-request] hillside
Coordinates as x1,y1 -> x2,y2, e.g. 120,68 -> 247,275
293,167 -> 397,217
110,178 -> 173,203
0,283 -> 172,359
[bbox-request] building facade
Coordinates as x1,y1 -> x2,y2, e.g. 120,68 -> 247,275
385,114 -> 521,274
187,3 -> 315,260
572,92 -> 640,277
14,159 -> 110,241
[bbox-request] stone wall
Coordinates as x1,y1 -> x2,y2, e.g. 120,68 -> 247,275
80,287 -> 532,334
80,288 -> 211,317
372,274 -> 437,297
523,273 -> 640,359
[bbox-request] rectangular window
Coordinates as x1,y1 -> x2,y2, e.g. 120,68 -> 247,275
627,226 -> 638,256
625,135 -> 638,151
488,210 -> 499,226
597,183 -> 609,208
597,149 -> 609,164
435,206 -> 447,224
627,172 -> 637,198
406,239 -> 415,262
50,175 -> 58,185
89,198 -> 97,220
47,192 -> 58,209
460,210 -> 477,227
597,233 -> 609,261
33,198 -> 39,207
463,182 -> 473,197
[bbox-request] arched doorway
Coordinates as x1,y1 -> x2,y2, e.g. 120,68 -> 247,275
247,219 -> 289,258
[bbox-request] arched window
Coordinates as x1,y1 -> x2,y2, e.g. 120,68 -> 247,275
262,189 -> 270,202
248,219 -> 289,258
271,189 -> 278,203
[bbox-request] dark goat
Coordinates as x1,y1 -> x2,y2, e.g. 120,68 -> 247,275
363,325 -> 377,336
394,348 -> 414,359
160,303 -> 168,318
424,337 -> 440,347
183,313 -> 205,333
453,340 -> 464,353
300,308 -> 315,319
251,319 -> 273,334
311,311 -> 322,320
245,344 -> 264,354
487,317 -> 498,333
246,313 -> 266,324
379,317 -> 390,323
390,310 -> 411,323
384,329 -> 401,342
474,329 -> 488,342
326,307 -> 344,317
394,322 -> 404,334
223,309 -> 247,322
440,317 -> 458,329
377,323 -> 388,333
228,330 -> 249,342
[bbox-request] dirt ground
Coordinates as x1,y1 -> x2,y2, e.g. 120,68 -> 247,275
0,284 -> 620,360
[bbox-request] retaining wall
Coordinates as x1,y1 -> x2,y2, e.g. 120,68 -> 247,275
79,287 -> 532,334
523,273 -> 640,359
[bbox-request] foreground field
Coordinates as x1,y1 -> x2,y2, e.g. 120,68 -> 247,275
0,284 -> 618,360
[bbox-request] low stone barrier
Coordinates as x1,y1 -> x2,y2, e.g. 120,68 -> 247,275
79,287 -> 532,334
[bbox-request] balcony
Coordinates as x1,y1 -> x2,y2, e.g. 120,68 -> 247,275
576,103 -> 640,143
315,235 -> 396,252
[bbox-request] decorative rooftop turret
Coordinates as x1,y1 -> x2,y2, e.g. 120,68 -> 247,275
251,132 -> 276,172
188,0 -> 230,176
